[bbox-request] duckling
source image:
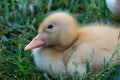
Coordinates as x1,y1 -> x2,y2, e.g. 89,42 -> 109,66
106,0 -> 120,15
25,12 -> 120,77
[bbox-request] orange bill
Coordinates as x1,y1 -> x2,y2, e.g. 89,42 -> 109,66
24,35 -> 44,51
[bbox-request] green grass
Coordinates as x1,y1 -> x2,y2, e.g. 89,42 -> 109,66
0,0 -> 120,80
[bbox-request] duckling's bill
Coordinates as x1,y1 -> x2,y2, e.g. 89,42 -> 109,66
24,35 -> 44,51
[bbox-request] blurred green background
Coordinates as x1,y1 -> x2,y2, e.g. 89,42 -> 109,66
0,0 -> 120,80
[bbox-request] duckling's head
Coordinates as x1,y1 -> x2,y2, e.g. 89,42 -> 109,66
25,12 -> 79,51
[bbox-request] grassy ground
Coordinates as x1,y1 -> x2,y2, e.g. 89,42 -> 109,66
0,0 -> 120,80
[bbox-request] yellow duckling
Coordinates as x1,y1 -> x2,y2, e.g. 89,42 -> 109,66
25,12 -> 120,77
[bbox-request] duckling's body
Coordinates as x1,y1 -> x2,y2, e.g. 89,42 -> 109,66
25,12 -> 120,77
32,25 -> 119,77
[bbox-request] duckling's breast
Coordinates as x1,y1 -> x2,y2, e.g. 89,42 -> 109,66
32,48 -> 65,77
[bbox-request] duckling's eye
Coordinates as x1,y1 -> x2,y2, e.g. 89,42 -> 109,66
46,25 -> 55,32
47,25 -> 53,29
